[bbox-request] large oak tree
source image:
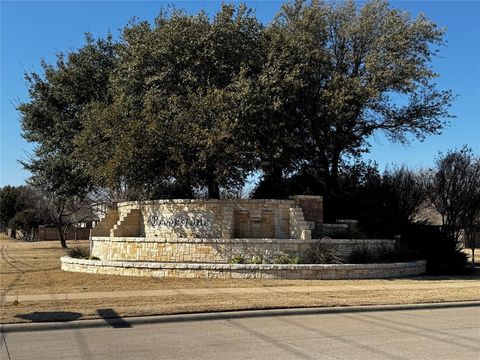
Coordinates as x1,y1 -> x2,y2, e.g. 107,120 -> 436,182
20,1 -> 453,209
256,0 -> 453,205
77,4 -> 262,199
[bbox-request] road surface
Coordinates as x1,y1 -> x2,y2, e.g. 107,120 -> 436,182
1,306 -> 479,359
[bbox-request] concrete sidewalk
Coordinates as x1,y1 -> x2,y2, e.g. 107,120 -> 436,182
2,280 -> 479,305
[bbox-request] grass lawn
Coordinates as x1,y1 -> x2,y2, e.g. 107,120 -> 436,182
1,234 -> 479,323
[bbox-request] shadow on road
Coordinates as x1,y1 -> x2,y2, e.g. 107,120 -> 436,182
15,311 -> 82,322
96,308 -> 131,328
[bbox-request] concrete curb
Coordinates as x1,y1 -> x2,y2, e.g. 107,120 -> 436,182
2,301 -> 479,333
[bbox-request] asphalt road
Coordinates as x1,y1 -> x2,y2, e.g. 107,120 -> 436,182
1,306 -> 479,360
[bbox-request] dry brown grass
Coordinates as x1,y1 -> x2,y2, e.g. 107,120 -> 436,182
2,288 -> 479,324
1,234 -> 479,324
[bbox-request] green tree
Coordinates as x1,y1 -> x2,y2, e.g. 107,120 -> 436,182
0,186 -> 22,237
0,186 -> 49,240
257,0 -> 453,206
18,34 -> 117,246
19,0 -> 454,207
19,34 -> 116,199
8,186 -> 48,241
77,4 -> 262,199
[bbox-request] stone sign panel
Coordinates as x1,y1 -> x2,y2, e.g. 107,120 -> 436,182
147,211 -> 213,230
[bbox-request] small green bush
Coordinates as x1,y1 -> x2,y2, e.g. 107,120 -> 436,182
305,241 -> 345,264
272,253 -> 302,264
229,254 -> 247,264
68,245 -> 90,259
250,255 -> 264,264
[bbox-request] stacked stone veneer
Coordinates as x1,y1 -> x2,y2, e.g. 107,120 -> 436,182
90,210 -> 119,237
88,197 -> 322,262
99,198 -> 322,240
64,196 -> 427,279
91,237 -> 395,263
289,207 -> 311,240
88,197 -> 397,268
62,257 -> 427,279
291,195 -> 323,231
91,237 -> 309,263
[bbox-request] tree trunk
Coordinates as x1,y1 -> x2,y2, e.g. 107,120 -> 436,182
328,151 -> 341,193
207,175 -> 220,199
178,175 -> 193,199
322,150 -> 341,223
472,247 -> 475,270
57,226 -> 67,248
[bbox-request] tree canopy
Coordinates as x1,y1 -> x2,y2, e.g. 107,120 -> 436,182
255,0 -> 453,198
19,34 -> 117,200
20,0 -> 453,203
76,4 -> 262,199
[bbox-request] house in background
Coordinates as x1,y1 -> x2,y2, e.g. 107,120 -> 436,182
414,202 -> 480,248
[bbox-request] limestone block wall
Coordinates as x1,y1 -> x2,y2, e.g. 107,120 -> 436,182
291,195 -> 323,229
111,209 -> 142,237
91,237 -> 311,263
115,199 -> 297,240
91,210 -> 119,237
90,237 -> 395,263
233,200 -> 293,239
118,200 -> 232,239
289,208 -> 312,240
62,257 -> 427,280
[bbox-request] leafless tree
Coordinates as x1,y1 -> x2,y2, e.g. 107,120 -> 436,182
384,166 -> 427,225
427,147 -> 480,269
39,194 -> 96,248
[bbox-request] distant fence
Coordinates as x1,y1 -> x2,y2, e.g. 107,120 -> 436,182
38,226 -> 91,241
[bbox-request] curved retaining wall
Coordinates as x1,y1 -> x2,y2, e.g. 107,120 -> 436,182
90,237 -> 396,263
61,257 -> 426,280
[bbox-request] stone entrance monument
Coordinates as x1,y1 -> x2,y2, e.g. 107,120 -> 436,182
61,195 -> 426,279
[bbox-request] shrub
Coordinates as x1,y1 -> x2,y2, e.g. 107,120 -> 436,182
229,254 -> 247,264
272,253 -> 302,264
348,243 -> 378,263
315,227 -> 349,239
250,255 -> 264,264
401,225 -> 468,274
348,242 -> 418,264
315,226 -> 369,240
68,244 -> 90,259
305,241 -> 345,264
376,243 -> 419,263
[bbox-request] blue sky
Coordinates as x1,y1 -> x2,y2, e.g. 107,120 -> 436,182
1,1 -> 479,186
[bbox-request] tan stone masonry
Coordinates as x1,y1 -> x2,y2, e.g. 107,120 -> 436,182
80,197 -> 413,280
61,257 -> 427,280
94,198 -> 321,240
90,237 -> 395,263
